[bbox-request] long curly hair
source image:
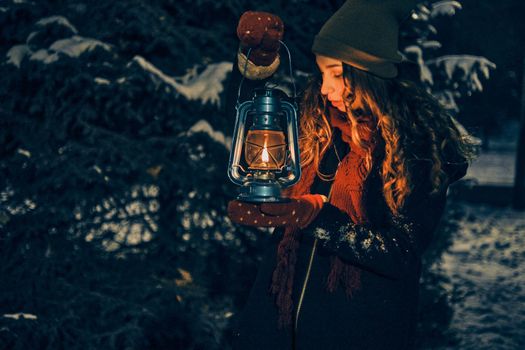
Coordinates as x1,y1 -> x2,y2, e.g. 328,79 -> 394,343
299,63 -> 474,214
270,64 -> 475,329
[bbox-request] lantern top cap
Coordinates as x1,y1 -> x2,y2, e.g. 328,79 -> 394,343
254,87 -> 288,99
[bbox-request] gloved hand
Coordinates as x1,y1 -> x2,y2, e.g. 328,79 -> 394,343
237,11 -> 284,66
228,194 -> 326,229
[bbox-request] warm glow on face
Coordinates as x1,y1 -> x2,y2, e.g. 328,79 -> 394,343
316,54 -> 346,113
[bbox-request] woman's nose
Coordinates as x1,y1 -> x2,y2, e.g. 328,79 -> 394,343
320,79 -> 332,96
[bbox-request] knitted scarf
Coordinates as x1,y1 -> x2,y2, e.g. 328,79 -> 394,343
270,148 -> 374,329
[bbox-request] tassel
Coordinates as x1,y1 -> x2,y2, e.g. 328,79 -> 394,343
270,226 -> 300,328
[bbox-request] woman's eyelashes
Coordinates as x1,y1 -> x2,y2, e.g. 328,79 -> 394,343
319,69 -> 343,78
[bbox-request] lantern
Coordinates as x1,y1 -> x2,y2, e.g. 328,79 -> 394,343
228,88 -> 301,202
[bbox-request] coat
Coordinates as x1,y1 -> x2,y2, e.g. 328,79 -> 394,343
225,61 -> 468,350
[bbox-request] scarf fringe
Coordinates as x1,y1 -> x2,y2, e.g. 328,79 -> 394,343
271,154 -> 368,328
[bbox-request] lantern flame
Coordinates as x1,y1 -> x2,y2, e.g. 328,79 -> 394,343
261,146 -> 270,163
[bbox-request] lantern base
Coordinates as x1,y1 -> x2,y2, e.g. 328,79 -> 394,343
237,183 -> 290,203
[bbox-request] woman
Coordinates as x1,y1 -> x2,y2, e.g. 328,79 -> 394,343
226,1 -> 471,349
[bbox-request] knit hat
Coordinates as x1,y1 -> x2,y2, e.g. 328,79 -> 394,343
312,0 -> 416,78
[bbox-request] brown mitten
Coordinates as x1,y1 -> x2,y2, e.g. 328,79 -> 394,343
237,11 -> 284,66
228,194 -> 325,229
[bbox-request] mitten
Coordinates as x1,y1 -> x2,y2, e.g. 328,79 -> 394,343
228,194 -> 326,229
237,11 -> 284,67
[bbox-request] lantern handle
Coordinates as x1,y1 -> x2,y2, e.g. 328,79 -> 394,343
236,48 -> 252,108
235,41 -> 297,108
278,100 -> 301,187
278,40 -> 297,102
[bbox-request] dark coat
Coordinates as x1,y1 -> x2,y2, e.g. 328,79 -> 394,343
225,60 -> 468,350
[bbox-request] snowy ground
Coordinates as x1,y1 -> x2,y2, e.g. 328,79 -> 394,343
423,202 -> 525,349
422,119 -> 524,349
463,119 -> 519,187
463,151 -> 516,186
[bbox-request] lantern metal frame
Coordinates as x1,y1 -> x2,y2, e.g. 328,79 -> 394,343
227,41 -> 301,203
227,88 -> 301,202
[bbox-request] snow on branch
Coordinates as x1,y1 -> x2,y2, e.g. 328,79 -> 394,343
186,120 -> 232,151
131,56 -> 232,107
3,313 -> 38,320
49,36 -> 112,58
36,15 -> 79,34
431,1 -> 462,17
6,45 -> 32,67
427,55 -> 496,92
7,36 -> 112,67
403,45 -> 434,85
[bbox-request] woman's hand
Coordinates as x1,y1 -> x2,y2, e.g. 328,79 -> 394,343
228,194 -> 326,229
237,11 -> 284,66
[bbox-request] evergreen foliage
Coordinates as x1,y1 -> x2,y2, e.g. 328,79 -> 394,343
401,1 -> 496,113
0,0 -> 266,348
0,0 -> 503,349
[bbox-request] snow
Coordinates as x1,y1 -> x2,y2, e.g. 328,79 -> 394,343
25,31 -> 38,44
7,36 -> 112,67
427,55 -> 496,92
6,13 -> 109,68
36,15 -> 78,34
6,45 -> 32,67
30,48 -> 59,64
186,120 -> 232,151
94,77 -> 111,85
464,151 -> 516,186
3,313 -> 37,320
17,148 -> 31,158
403,45 -> 434,85
430,203 -> 525,350
49,36 -> 112,58
431,1 -> 462,17
411,4 -> 431,21
131,56 -> 232,107
130,55 -> 176,85
174,62 -> 233,107
418,40 -> 441,49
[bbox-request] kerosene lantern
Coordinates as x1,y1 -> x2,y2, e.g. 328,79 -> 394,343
227,87 -> 301,202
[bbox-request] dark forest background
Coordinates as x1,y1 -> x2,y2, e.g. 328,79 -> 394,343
0,0 -> 524,349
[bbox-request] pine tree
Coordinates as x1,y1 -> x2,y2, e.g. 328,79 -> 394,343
0,1 -> 497,349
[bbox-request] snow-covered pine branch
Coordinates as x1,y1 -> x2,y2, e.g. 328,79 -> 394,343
431,1 -> 462,17
427,55 -> 496,94
131,56 -> 232,107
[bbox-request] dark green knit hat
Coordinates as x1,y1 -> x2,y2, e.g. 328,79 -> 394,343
312,0 -> 416,78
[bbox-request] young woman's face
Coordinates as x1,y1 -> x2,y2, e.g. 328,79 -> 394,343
316,55 -> 346,113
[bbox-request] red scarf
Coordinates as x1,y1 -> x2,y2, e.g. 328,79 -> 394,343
270,144 -> 379,328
